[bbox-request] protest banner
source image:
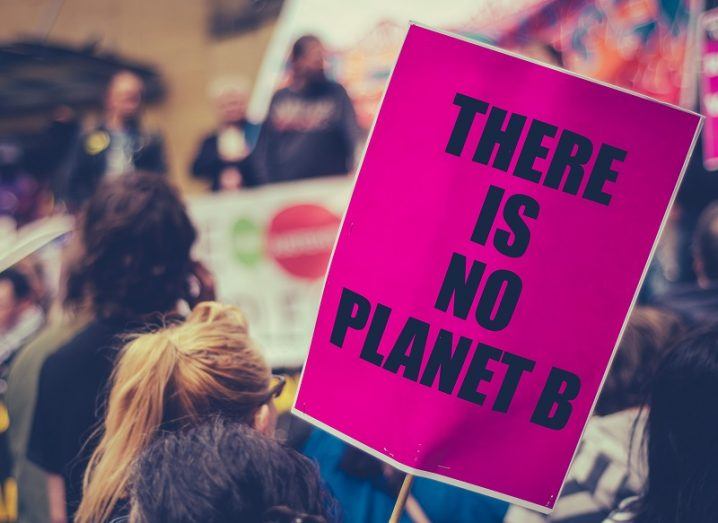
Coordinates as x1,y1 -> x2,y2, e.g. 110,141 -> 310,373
293,24 -> 702,512
701,8 -> 718,171
495,0 -> 700,107
187,176 -> 352,367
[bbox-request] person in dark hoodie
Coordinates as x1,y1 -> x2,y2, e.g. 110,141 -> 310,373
64,70 -> 166,209
251,34 -> 360,183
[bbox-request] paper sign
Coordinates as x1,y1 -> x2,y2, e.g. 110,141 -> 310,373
293,24 -> 702,512
702,8 -> 718,170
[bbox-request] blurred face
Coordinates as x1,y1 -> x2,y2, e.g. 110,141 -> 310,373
293,39 -> 326,81
216,90 -> 248,124
0,280 -> 18,331
106,72 -> 144,120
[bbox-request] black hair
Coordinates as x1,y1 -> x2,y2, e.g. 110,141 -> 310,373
0,267 -> 32,301
693,202 -> 718,280
634,325 -> 718,523
130,419 -> 339,523
595,306 -> 683,416
64,171 -> 196,319
290,34 -> 322,63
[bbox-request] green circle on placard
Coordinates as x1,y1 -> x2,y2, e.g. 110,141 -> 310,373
231,217 -> 262,266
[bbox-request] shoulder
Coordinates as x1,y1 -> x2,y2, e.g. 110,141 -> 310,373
40,320 -> 122,377
7,317 -> 85,388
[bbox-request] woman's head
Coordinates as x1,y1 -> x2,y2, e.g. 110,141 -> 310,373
636,325 -> 718,523
65,171 -> 196,319
78,301 -> 278,523
129,420 -> 337,523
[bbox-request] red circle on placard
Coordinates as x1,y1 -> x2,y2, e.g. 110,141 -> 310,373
266,204 -> 341,280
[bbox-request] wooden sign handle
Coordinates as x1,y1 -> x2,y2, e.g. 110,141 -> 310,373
389,474 -> 415,523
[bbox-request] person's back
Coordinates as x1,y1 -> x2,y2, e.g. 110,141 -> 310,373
27,171 -> 197,520
129,419 -> 338,523
28,317 -> 135,514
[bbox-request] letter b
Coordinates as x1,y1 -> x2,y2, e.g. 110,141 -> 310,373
530,368 -> 581,430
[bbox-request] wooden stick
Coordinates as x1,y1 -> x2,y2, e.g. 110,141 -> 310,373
389,474 -> 414,523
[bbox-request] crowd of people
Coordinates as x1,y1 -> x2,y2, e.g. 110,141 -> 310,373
1,29 -> 718,523
0,34 -> 359,229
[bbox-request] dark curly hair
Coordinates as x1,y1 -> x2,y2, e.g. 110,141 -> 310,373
130,419 -> 339,523
64,171 -> 196,319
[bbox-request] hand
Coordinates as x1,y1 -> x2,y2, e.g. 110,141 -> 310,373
220,167 -> 243,191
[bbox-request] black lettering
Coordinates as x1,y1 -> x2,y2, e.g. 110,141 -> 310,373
383,318 -> 430,381
458,342 -> 502,405
475,270 -> 522,331
531,367 -> 582,430
435,253 -> 486,320
514,120 -> 558,182
419,330 -> 472,394
495,194 -> 539,258
583,144 -> 626,206
446,93 -> 489,156
359,303 -> 391,366
330,288 -> 370,347
471,185 -> 504,246
473,107 -> 527,171
544,130 -> 593,194
492,351 -> 535,413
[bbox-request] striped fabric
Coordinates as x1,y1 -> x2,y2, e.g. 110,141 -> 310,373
504,410 -> 645,523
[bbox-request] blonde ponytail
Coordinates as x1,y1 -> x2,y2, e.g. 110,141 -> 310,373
76,302 -> 270,523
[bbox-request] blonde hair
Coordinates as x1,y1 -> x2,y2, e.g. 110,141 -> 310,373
76,302 -> 271,523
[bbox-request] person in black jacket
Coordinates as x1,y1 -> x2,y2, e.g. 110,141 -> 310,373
191,78 -> 261,191
64,70 -> 166,210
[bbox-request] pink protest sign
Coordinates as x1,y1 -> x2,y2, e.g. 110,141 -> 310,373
293,24 -> 702,512
701,8 -> 718,170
